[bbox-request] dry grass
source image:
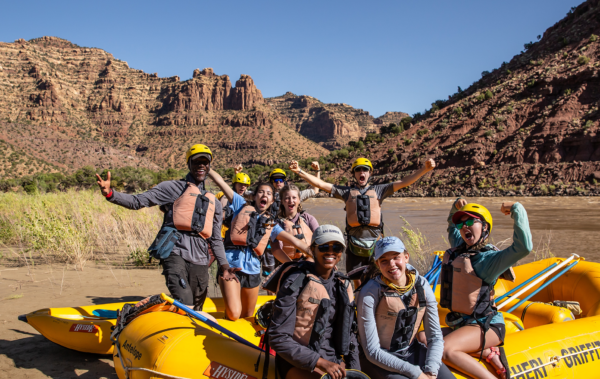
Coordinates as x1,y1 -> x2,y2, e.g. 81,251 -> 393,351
0,190 -> 162,270
398,216 -> 447,273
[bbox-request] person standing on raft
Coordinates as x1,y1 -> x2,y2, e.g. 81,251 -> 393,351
95,144 -> 239,311
207,170 -> 311,321
356,236 -> 455,379
267,225 -> 360,379
440,199 -> 533,379
272,183 -> 320,263
288,157 -> 436,286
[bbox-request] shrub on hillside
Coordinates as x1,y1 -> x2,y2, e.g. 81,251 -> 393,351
577,55 -> 590,65
453,107 -> 463,116
484,90 -> 493,100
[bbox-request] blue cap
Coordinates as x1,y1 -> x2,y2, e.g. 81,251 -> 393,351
374,237 -> 406,261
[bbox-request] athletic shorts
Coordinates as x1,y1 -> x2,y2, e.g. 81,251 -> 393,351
345,246 -> 371,273
490,322 -> 506,342
160,254 -> 209,311
217,268 -> 262,289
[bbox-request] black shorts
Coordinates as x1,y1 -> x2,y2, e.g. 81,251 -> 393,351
345,246 -> 371,273
490,322 -> 506,342
217,268 -> 262,289
160,254 -> 209,311
359,343 -> 456,379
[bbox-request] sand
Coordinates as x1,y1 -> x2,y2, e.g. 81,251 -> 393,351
0,263 -> 223,379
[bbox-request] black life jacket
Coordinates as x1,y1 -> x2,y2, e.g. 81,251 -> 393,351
270,192 -> 281,219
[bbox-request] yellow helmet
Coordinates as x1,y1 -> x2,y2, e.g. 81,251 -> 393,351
233,173 -> 251,185
269,168 -> 287,179
185,144 -> 213,163
351,157 -> 373,172
452,203 -> 493,233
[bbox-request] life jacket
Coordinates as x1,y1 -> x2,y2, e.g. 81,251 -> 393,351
374,277 -> 426,351
171,182 -> 215,239
280,213 -> 313,260
226,204 -> 272,256
263,262 -> 355,356
439,247 -> 496,319
346,188 -> 381,228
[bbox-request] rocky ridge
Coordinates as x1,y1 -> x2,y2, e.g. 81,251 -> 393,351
324,0 -> 600,196
0,37 -> 329,177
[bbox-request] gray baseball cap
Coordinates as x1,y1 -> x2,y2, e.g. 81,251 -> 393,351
311,224 -> 346,248
373,236 -> 406,261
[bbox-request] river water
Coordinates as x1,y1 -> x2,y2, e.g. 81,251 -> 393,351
302,197 -> 600,265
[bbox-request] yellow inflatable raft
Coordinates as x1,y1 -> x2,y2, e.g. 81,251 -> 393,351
19,296 -> 274,355
111,257 -> 600,379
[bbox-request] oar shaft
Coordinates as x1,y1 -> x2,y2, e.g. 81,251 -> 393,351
425,260 -> 442,281
495,263 -> 558,303
497,254 -> 578,311
506,261 -> 579,313
431,266 -> 442,292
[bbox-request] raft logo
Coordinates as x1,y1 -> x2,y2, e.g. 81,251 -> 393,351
203,362 -> 257,379
69,324 -> 98,333
122,340 -> 142,360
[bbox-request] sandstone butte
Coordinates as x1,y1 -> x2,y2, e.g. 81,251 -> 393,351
323,0 -> 600,197
0,36 -> 400,178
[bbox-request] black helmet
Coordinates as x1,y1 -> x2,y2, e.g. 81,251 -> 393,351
254,300 -> 274,329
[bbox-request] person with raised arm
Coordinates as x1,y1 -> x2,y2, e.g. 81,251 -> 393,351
289,157 -> 435,287
440,199 -> 532,379
95,144 -> 238,311
207,169 -> 311,321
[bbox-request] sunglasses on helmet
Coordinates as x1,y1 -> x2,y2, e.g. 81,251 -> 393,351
316,243 -> 345,253
455,218 -> 482,230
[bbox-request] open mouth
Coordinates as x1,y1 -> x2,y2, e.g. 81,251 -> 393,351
388,267 -> 399,275
464,229 -> 474,241
196,169 -> 206,175
259,199 -> 268,207
288,204 -> 295,211
359,174 -> 366,182
323,255 -> 336,263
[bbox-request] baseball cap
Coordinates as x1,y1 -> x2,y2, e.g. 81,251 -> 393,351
451,211 -> 483,225
373,236 -> 406,261
311,224 -> 346,249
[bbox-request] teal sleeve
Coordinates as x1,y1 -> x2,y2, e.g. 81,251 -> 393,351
474,203 -> 533,284
447,198 -> 465,248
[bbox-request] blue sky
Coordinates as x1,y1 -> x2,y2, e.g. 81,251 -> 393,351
1,0 -> 582,117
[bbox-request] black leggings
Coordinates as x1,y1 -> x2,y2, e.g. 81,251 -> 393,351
359,343 -> 456,379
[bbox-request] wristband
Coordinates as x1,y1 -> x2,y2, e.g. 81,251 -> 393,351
315,170 -> 321,172
298,168 -> 303,174
105,189 -> 113,198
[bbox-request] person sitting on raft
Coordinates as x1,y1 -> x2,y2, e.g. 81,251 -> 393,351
289,157 -> 435,287
272,183 -> 320,263
95,144 -> 239,311
267,225 -> 359,379
440,199 -> 533,379
207,169 -> 310,321
357,236 -> 455,379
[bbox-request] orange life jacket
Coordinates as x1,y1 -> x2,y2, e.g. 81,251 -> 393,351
374,278 -> 426,351
172,182 -> 215,239
280,214 -> 313,260
346,188 -> 381,228
263,262 -> 355,355
228,204 -> 272,256
439,247 -> 496,318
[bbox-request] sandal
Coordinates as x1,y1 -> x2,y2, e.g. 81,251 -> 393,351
485,346 -> 507,379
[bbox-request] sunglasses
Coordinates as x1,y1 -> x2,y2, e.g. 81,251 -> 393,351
316,243 -> 345,253
354,167 -> 369,172
272,178 -> 285,184
455,218 -> 482,230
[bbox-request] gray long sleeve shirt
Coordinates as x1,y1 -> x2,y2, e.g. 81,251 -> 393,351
106,173 -> 228,266
357,267 -> 444,379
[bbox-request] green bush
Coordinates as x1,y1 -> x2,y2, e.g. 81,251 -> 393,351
454,107 -> 463,116
527,79 -> 536,87
417,129 -> 428,136
484,90 -> 493,100
577,55 -> 590,65
387,148 -> 395,155
484,130 -> 495,137
590,34 -> 598,42
564,88 -> 573,96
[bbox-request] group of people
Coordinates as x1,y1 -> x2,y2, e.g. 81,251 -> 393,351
96,143 -> 533,379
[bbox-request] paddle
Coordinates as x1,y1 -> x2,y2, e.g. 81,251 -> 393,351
159,293 -> 263,351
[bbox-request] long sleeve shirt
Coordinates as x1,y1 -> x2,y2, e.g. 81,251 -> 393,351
268,265 -> 359,371
357,269 -> 444,379
274,212 -> 319,253
107,173 -> 228,267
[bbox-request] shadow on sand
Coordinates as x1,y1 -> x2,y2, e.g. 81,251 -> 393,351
86,295 -> 145,305
0,329 -> 115,379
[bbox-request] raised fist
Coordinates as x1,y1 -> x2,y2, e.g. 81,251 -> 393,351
501,202 -> 515,215
234,164 -> 243,175
424,158 -> 436,171
455,198 -> 467,210
311,161 -> 320,171
289,160 -> 300,173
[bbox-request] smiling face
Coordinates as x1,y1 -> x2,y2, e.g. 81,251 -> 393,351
459,214 -> 486,246
271,176 -> 285,190
253,184 -> 274,213
282,189 -> 300,217
233,182 -> 248,196
376,251 -> 409,282
189,156 -> 210,183
313,243 -> 343,272
353,167 -> 371,186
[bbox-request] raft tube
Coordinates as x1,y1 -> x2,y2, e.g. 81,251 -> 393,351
19,295 -> 274,355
